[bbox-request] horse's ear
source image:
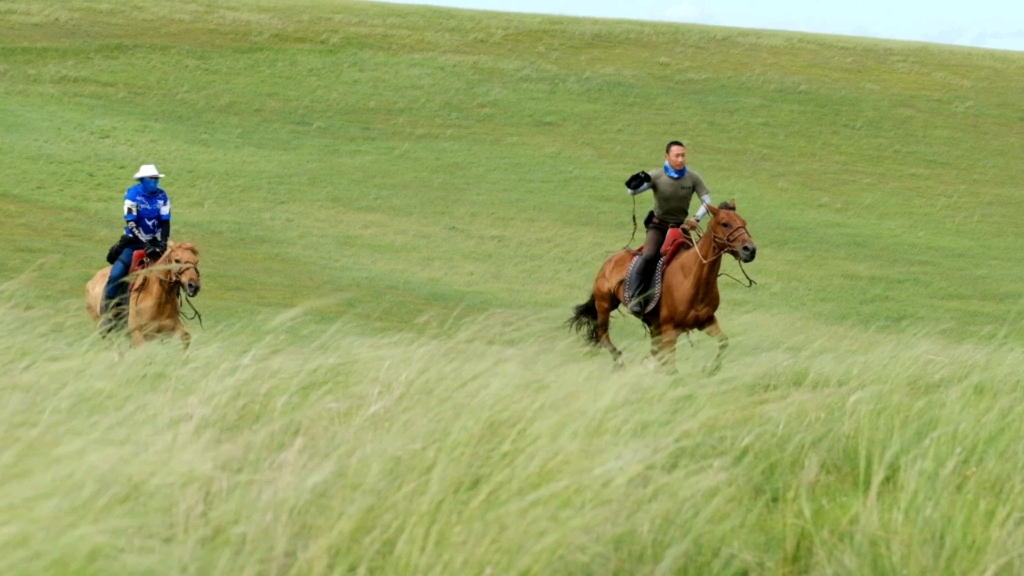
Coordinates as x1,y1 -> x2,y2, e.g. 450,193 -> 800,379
167,240 -> 176,250
729,199 -> 737,210
176,241 -> 199,257
706,203 -> 719,217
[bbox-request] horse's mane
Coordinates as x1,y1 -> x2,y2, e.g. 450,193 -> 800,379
168,240 -> 200,257
718,201 -> 736,211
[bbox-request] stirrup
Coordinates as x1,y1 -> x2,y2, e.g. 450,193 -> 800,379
628,301 -> 645,315
627,290 -> 647,314
99,298 -> 127,336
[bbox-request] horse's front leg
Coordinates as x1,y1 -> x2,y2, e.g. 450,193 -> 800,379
175,324 -> 192,354
177,325 -> 189,352
644,321 -> 662,369
647,317 -> 663,358
703,316 -> 729,376
658,327 -> 680,375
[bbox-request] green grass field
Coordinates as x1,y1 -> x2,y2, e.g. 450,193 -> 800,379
2,0 -> 1024,573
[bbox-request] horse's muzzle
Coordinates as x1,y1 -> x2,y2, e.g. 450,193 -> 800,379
739,243 -> 757,263
186,282 -> 201,297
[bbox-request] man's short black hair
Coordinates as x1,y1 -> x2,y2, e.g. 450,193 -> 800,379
666,140 -> 686,153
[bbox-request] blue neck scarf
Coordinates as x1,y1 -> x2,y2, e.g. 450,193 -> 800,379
664,162 -> 687,179
139,178 -> 160,195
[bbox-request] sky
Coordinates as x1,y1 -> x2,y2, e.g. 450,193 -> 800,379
377,0 -> 1024,52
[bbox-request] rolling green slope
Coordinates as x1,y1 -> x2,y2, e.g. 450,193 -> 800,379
2,1 -> 1024,573
2,0 -> 1022,339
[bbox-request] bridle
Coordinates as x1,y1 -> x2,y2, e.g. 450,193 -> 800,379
693,221 -> 750,263
693,220 -> 758,288
168,260 -> 203,326
135,256 -> 204,326
168,261 -> 200,285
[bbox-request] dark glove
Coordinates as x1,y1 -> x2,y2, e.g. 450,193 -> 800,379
625,171 -> 652,191
145,241 -> 166,261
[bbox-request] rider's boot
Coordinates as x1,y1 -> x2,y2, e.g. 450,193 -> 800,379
627,257 -> 653,315
98,293 -> 127,336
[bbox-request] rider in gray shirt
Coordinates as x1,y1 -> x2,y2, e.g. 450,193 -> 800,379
623,141 -> 713,314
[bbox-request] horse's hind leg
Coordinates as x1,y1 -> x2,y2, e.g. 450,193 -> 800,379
595,293 -> 623,367
703,316 -> 729,376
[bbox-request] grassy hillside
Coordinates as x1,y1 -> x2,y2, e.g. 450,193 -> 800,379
2,0 -> 1024,573
2,0 -> 1023,339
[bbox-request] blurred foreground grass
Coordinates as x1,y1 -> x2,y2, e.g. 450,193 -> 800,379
4,282 -> 1024,574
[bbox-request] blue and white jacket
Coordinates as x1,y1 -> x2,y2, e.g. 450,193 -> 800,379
123,183 -> 171,241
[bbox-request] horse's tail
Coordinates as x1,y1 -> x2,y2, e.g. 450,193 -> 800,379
567,293 -> 600,345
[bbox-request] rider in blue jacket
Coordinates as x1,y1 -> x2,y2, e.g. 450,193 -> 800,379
100,164 -> 171,334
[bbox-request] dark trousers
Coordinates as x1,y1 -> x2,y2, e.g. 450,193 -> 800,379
103,247 -> 137,302
628,226 -> 666,307
641,227 -> 666,263
635,226 -> 665,292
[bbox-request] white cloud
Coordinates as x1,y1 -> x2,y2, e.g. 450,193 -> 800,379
923,28 -> 1024,51
970,29 -> 1024,51
665,2 -> 701,21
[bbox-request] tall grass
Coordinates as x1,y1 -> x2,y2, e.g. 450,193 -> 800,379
4,284 -> 1023,574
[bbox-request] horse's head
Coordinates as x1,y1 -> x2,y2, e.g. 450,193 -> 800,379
164,241 -> 202,297
705,201 -> 756,263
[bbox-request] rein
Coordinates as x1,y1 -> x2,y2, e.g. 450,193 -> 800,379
167,262 -> 204,327
625,194 -> 638,249
690,224 -> 728,264
179,290 -> 204,327
620,199 -> 758,288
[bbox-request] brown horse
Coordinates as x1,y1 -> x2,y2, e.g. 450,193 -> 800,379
86,241 -> 202,349
569,202 -> 756,372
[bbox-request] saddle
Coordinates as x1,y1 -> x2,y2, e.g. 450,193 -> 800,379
659,227 -> 692,263
627,228 -> 693,260
624,228 -> 694,315
127,250 -> 150,291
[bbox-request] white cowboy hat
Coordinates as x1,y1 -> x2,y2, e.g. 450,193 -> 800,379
133,164 -> 165,179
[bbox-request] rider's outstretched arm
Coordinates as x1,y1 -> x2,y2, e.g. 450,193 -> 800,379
627,182 -> 652,196
625,170 -> 653,195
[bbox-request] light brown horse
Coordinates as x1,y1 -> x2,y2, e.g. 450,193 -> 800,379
86,241 -> 202,349
569,202 -> 756,372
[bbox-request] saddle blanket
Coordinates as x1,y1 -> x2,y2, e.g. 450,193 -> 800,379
623,255 -> 667,316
